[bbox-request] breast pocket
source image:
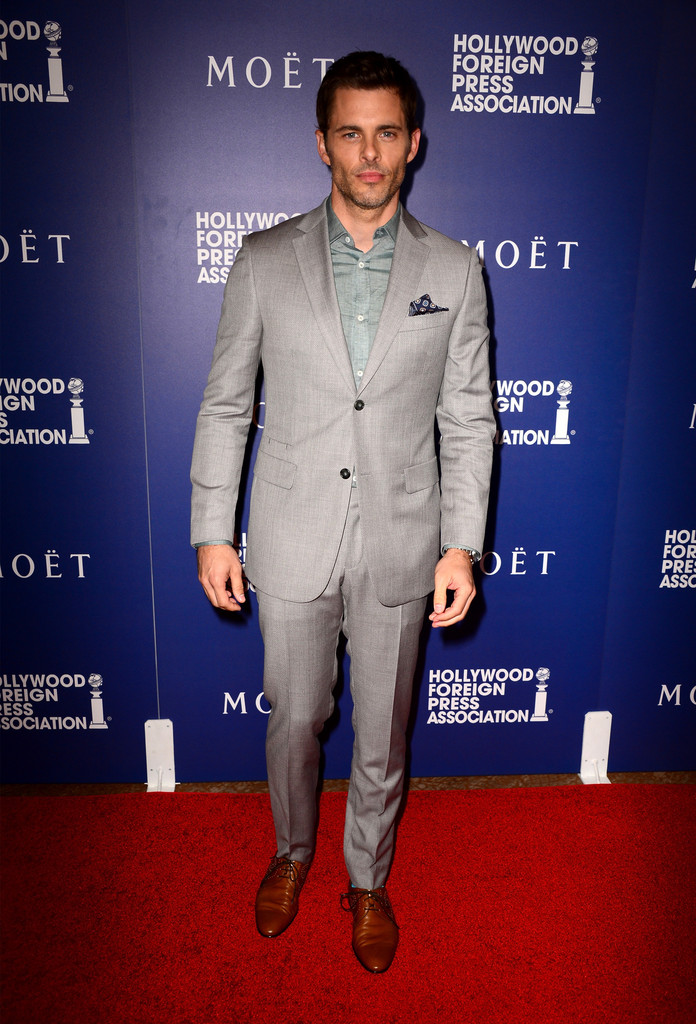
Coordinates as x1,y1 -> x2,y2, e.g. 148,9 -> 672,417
400,311 -> 451,334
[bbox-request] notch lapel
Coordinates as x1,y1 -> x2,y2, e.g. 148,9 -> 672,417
293,206 -> 356,393
358,208 -> 431,392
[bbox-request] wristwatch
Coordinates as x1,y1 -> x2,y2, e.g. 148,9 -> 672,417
442,545 -> 479,565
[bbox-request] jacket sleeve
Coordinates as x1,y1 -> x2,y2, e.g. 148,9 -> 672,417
436,246 -> 496,555
190,236 -> 263,547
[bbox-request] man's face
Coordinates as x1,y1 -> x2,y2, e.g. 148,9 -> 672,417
316,87 -> 420,213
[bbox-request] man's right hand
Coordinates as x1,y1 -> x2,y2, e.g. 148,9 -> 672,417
196,544 -> 246,612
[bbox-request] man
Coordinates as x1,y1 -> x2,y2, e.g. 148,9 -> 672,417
191,51 -> 495,973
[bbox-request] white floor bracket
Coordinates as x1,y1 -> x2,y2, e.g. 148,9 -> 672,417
579,711 -> 612,784
145,719 -> 176,792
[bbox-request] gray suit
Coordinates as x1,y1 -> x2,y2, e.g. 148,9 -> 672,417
191,201 -> 494,885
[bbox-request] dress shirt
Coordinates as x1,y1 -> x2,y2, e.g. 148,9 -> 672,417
326,198 -> 399,389
327,198 -> 399,486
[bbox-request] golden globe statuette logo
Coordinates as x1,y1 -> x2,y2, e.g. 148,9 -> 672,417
44,21 -> 68,103
88,674 -> 108,730
551,380 -> 572,444
67,378 -> 89,444
531,667 -> 550,721
574,36 -> 598,114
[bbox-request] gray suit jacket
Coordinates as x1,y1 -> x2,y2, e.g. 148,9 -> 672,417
191,202 -> 495,606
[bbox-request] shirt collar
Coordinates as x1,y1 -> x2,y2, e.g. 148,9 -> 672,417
326,196 -> 400,247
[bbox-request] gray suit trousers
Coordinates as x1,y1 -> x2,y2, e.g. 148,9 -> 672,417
256,490 -> 427,889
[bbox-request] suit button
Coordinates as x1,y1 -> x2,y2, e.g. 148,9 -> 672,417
354,400 -> 364,410
340,468 -> 351,479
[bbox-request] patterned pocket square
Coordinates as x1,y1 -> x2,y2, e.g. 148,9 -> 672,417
408,293 -> 449,316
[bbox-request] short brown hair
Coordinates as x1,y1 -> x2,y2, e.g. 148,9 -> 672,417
316,51 -> 420,137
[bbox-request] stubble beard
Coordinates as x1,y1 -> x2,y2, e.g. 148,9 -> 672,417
332,167 -> 404,212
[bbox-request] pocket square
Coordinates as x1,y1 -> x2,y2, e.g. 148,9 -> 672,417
408,294 -> 449,316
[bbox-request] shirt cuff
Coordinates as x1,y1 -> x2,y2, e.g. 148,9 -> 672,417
441,544 -> 481,563
193,540 -> 235,548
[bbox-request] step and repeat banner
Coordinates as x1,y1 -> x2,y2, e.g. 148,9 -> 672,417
1,0 -> 694,783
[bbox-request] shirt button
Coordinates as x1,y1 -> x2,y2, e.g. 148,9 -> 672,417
354,400 -> 364,410
345,236 -> 351,244
357,314 -> 364,322
340,468 -> 351,479
357,369 -> 363,377
358,261 -> 365,268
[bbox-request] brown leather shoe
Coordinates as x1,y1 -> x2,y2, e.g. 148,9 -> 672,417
341,886 -> 399,973
255,856 -> 309,937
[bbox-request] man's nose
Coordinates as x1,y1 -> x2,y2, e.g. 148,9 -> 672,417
361,135 -> 379,163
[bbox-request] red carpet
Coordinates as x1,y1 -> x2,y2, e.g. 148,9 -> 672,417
2,785 -> 695,1024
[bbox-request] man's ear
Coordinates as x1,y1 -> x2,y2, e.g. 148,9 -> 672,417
315,128 -> 331,167
406,127 -> 421,164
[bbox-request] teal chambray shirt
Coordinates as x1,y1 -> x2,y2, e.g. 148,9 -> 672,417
327,198 -> 399,487
326,197 -> 399,390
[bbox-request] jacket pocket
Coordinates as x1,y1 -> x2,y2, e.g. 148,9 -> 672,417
253,448 -> 297,489
404,456 -> 439,493
399,314 -> 447,333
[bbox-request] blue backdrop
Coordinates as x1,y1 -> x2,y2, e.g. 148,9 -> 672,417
1,0 -> 694,783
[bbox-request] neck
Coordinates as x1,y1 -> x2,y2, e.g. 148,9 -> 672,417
330,189 -> 399,252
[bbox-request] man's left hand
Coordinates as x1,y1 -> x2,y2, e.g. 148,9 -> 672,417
429,549 -> 476,628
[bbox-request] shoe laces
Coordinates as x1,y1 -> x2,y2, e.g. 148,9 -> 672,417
340,887 -> 397,925
263,855 -> 305,886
